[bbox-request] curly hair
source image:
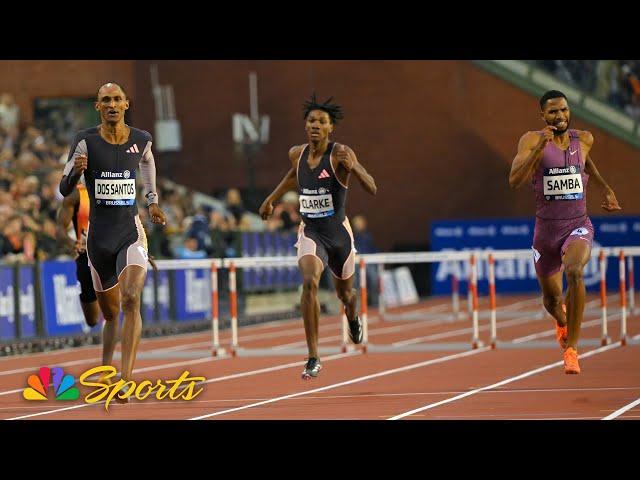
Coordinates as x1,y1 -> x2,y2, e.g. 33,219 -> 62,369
303,93 -> 344,124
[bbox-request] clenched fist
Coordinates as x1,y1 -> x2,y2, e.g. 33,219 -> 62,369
538,125 -> 557,146
336,144 -> 353,171
73,154 -> 88,177
259,199 -> 274,220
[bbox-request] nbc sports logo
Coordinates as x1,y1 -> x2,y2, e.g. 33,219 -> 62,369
23,367 -> 80,401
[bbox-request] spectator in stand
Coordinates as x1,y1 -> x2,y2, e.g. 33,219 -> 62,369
36,218 -> 59,260
0,215 -> 35,261
275,191 -> 301,233
225,188 -> 246,224
0,93 -> 19,131
174,236 -> 207,259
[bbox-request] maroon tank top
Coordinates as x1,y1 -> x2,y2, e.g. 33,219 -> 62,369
533,129 -> 589,220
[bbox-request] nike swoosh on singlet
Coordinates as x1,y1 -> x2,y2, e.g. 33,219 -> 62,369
569,149 -> 577,155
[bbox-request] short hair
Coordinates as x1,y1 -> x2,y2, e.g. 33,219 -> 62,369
539,90 -> 567,109
303,93 -> 344,124
96,82 -> 127,100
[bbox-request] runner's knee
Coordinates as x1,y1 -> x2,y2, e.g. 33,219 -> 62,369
302,275 -> 319,294
565,264 -> 584,284
543,295 -> 563,313
102,305 -> 120,322
121,289 -> 141,312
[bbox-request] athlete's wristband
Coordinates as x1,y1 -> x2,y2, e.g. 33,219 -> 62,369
145,192 -> 159,206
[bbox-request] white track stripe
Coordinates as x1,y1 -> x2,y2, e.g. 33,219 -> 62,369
389,341 -> 624,419
602,397 -> 640,420
188,348 -> 489,420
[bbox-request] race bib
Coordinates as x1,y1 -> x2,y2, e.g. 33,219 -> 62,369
299,194 -> 334,218
543,165 -> 583,200
94,170 -> 136,206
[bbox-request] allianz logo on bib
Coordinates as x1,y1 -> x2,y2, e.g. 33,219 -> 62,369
99,170 -> 131,179
546,166 -> 577,175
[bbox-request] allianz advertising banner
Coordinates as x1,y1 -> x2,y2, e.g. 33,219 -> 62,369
173,269 -> 211,321
431,216 -> 640,295
40,261 -> 102,336
19,266 -> 37,338
156,270 -> 170,322
142,270 -> 171,323
0,267 -> 15,340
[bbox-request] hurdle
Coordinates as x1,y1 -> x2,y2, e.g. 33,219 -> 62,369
152,258 -> 226,356
620,250 -> 628,346
482,247 -> 640,349
600,250 -> 609,346
155,246 -> 640,357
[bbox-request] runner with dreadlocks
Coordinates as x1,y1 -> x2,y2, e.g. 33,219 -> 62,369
260,94 -> 377,379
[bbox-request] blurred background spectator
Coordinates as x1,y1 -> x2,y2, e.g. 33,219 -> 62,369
533,60 -> 640,120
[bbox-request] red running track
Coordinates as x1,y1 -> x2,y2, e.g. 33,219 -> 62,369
0,294 -> 638,420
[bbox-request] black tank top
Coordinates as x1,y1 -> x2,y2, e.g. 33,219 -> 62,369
297,142 -> 347,228
69,126 -> 151,231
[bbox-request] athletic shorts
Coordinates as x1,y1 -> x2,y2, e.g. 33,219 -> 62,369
532,215 -> 594,277
295,218 -> 356,279
86,215 -> 148,292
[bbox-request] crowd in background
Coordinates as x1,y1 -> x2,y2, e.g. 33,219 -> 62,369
0,92 -> 377,268
534,60 -> 640,119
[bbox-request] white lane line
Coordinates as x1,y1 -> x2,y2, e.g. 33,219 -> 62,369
188,347 -> 490,420
388,341 -> 624,420
602,397 -> 640,420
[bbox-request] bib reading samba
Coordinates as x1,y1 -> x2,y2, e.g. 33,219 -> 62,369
94,170 -> 136,206
543,165 -> 583,200
299,194 -> 335,218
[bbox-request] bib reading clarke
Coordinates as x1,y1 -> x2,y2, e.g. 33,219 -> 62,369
543,166 -> 583,200
95,172 -> 137,206
299,194 -> 335,218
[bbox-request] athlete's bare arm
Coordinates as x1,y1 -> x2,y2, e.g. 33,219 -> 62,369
585,155 -> 622,212
259,145 -> 302,220
56,188 -> 79,254
576,129 -> 595,159
335,144 -> 377,195
509,126 -> 556,189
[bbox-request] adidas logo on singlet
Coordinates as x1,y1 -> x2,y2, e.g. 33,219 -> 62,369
126,144 -> 139,154
318,169 -> 330,179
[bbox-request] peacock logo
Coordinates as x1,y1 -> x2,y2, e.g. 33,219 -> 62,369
23,367 -> 80,401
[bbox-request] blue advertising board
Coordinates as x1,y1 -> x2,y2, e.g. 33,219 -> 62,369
173,268 -> 210,321
40,261 -> 102,336
0,267 -> 15,340
142,270 -> 171,323
156,270 -> 170,322
431,216 -> 640,295
19,266 -> 37,338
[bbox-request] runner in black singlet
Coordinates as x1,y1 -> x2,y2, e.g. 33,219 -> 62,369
59,83 -> 166,395
260,94 -> 377,379
56,180 -> 101,328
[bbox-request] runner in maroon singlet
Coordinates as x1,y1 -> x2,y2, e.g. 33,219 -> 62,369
509,90 -> 621,374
